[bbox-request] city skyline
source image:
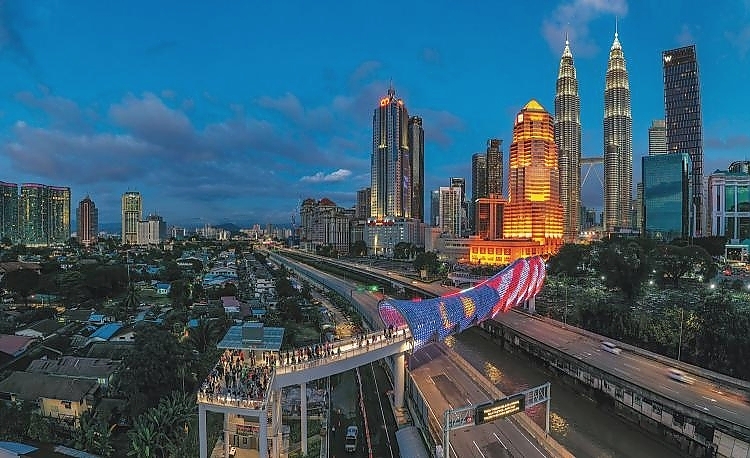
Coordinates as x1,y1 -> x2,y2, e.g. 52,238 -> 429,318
1,1 -> 749,225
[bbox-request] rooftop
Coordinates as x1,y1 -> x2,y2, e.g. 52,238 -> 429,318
26,356 -> 120,378
0,334 -> 37,356
0,371 -> 99,401
216,322 -> 284,351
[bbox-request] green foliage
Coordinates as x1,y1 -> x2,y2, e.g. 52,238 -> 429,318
547,243 -> 591,277
1,268 -> 40,304
187,318 -> 227,353
0,402 -> 32,440
652,244 -> 715,287
413,251 -> 439,276
596,240 -> 651,304
350,240 -> 367,257
393,242 -> 417,260
128,391 -> 198,458
27,412 -> 56,443
169,279 -> 192,308
73,411 -> 114,457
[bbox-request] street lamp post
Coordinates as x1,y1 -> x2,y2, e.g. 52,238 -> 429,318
677,306 -> 684,361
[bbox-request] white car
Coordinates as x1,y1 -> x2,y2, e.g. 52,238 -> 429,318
601,341 -> 622,355
668,369 -> 694,384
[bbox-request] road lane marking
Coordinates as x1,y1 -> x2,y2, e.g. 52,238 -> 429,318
714,405 -> 737,415
660,385 -> 675,392
694,404 -> 710,412
702,396 -> 717,403
613,368 -> 628,375
493,433 -> 508,449
623,363 -> 641,371
473,441 -> 486,457
509,420 -> 546,456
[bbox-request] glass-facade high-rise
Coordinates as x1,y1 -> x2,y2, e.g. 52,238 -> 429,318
504,100 -> 563,246
471,152 -> 486,232
642,153 -> 691,240
663,45 -> 703,235
603,29 -> 633,231
430,190 -> 440,227
17,183 -> 70,246
122,191 -> 142,244
555,37 -> 581,241
371,86 -> 410,219
408,116 -> 425,222
486,139 -> 503,196
77,196 -> 98,247
648,120 -> 667,156
0,182 -> 19,243
47,186 -> 71,245
706,167 -> 750,241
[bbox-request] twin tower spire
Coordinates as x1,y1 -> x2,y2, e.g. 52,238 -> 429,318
554,26 -> 632,239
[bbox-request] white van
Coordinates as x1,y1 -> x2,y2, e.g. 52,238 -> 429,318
345,425 -> 358,453
601,341 -> 622,355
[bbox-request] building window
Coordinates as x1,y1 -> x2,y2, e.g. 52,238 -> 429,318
61,400 -> 72,409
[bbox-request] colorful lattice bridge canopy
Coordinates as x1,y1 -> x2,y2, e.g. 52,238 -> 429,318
378,256 -> 546,350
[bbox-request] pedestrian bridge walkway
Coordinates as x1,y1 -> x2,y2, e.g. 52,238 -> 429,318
197,328 -> 412,411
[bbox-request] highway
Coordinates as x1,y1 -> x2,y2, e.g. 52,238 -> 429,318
495,311 -> 750,426
411,342 -> 551,458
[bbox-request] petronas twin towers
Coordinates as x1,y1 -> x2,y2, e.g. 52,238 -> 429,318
554,29 -> 632,238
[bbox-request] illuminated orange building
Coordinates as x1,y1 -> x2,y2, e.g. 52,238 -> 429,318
469,100 -> 564,265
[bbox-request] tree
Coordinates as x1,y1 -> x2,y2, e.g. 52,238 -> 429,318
128,391 -> 197,458
73,411 -> 114,457
413,251 -> 440,276
118,324 -> 195,417
169,279 -> 192,309
350,240 -> 367,257
596,240 -> 651,304
187,318 -> 226,353
547,243 -> 590,277
27,412 -> 55,442
2,268 -> 40,305
0,401 -> 32,440
652,245 -> 716,287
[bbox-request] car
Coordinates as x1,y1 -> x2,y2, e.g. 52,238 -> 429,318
668,369 -> 694,384
600,341 -> 622,355
345,425 -> 358,453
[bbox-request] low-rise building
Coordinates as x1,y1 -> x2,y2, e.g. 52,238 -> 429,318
26,356 -> 120,391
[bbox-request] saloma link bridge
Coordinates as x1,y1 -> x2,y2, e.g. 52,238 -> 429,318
197,256 -> 547,458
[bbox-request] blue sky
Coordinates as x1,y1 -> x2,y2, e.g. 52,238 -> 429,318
1,0 -> 749,227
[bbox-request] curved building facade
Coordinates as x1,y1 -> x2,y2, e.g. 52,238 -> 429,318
378,256 -> 546,350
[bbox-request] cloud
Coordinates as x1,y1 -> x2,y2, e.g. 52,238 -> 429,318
542,0 -> 628,57
417,108 -> 465,148
300,169 -> 352,183
725,25 -> 750,58
705,134 -> 750,150
0,0 -> 35,68
675,24 -> 695,46
421,48 -> 441,65
15,90 -> 89,130
349,60 -> 381,85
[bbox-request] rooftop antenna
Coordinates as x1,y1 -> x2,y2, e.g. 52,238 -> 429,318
388,78 -> 394,97
615,16 -> 619,38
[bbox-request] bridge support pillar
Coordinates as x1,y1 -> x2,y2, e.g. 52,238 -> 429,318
301,381 -> 308,456
224,413 -> 230,456
394,352 -> 405,408
198,404 -> 207,458
260,406 -> 268,458
273,389 -> 282,458
527,297 -> 536,314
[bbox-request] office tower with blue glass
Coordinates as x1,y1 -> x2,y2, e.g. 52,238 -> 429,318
642,153 -> 692,240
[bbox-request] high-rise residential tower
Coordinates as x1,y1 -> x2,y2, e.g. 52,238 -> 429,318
648,120 -> 667,156
371,85 -> 410,219
408,116 -> 425,222
0,182 -> 19,243
47,186 -> 71,245
77,196 -> 98,247
486,139 -> 503,196
355,188 -> 371,219
603,29 -> 633,231
555,36 -> 581,240
471,152 -> 487,232
121,191 -> 142,244
663,45 -> 703,235
503,100 -> 563,246
18,184 -> 70,246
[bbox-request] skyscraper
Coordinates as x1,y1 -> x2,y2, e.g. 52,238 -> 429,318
77,196 -> 98,247
47,186 -> 71,245
471,152 -> 487,232
17,184 -> 70,246
371,85 -> 409,219
438,186 -> 463,237
648,120 -> 667,156
122,191 -> 142,244
642,153 -> 692,240
486,139 -> 503,196
0,182 -> 18,243
603,28 -> 633,231
408,116 -> 425,222
430,190 -> 440,227
555,36 -> 581,240
663,45 -> 703,235
355,188 -> 371,219
503,100 -> 563,246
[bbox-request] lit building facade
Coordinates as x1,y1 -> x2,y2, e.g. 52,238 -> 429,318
706,167 -> 750,241
438,186 -> 463,237
364,217 -> 424,257
138,214 -> 167,245
471,152 -> 486,231
299,198 -> 352,255
642,153 -> 691,240
0,181 -> 19,243
504,100 -> 564,246
648,120 -> 667,156
371,86 -> 410,219
17,184 -> 70,246
663,45 -> 703,235
486,139 -> 503,197
76,196 -> 98,247
555,37 -> 581,241
355,188 -> 371,219
475,195 -> 506,241
121,191 -> 142,244
603,29 -> 633,231
430,190 -> 440,227
408,116 -> 425,222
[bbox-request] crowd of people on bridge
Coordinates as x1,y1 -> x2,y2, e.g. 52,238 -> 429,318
199,349 -> 271,408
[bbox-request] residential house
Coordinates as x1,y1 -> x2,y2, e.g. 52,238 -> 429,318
14,318 -> 64,340
155,282 -> 171,295
0,372 -> 99,428
26,356 -> 120,391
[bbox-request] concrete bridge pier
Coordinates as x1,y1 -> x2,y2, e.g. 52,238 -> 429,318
301,381 -> 307,456
260,408 -> 268,458
394,352 -> 405,408
199,404 -> 207,458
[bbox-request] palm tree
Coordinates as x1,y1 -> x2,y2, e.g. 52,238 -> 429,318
128,415 -> 163,457
188,318 -> 225,353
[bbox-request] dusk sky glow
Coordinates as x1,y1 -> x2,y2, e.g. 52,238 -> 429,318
1,0 -> 749,227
